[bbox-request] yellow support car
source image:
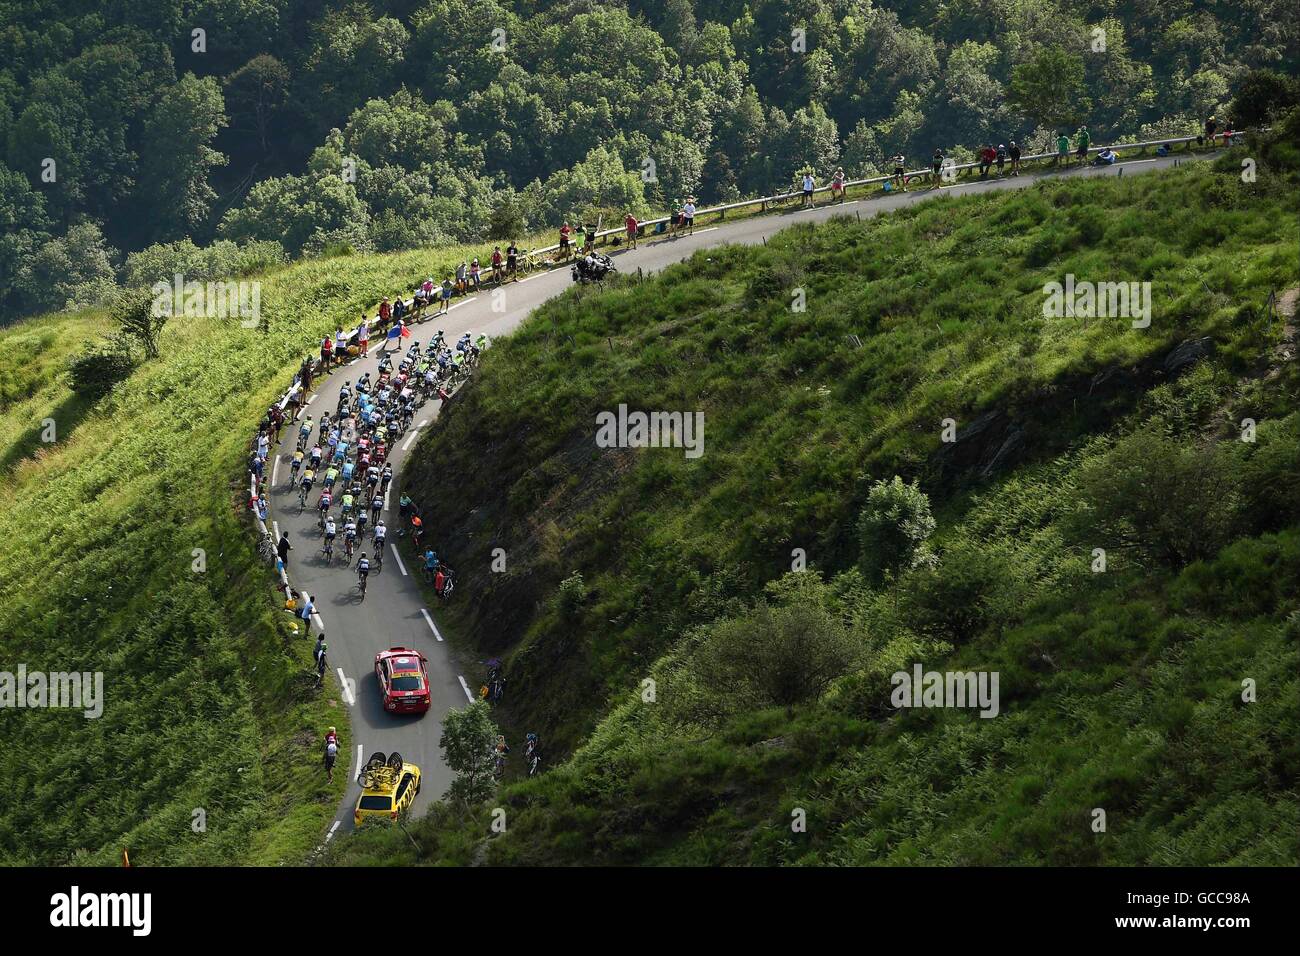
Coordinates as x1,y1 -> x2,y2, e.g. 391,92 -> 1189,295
353,751 -> 421,827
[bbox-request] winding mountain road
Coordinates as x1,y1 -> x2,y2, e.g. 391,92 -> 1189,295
264,151 -> 1211,844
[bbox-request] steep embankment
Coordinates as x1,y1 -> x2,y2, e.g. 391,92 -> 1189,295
0,244 -> 496,864
336,122 -> 1300,865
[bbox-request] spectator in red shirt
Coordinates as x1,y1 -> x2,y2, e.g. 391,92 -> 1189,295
559,223 -> 573,260
491,246 -> 504,283
979,144 -> 997,178
625,212 -> 639,249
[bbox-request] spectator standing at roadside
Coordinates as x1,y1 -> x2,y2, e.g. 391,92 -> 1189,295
830,167 -> 846,202
455,260 -> 467,292
559,223 -> 573,260
491,246 -> 504,283
1074,126 -> 1090,165
277,532 -> 292,565
800,170 -> 815,207
358,317 -> 369,356
379,296 -> 391,328
470,257 -> 481,289
625,212 -> 638,249
324,736 -> 338,778
1009,141 -> 1022,176
1056,131 -> 1070,167
682,198 -> 696,235
891,153 -> 907,191
334,327 -> 347,366
1204,115 -> 1217,144
320,335 -> 332,368
931,148 -> 945,187
996,143 -> 1008,176
978,144 -> 995,178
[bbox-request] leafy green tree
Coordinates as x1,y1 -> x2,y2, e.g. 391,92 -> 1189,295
439,701 -> 499,804
139,74 -> 228,240
111,285 -> 167,359
15,222 -> 118,315
1229,69 -> 1300,126
223,54 -> 290,157
1008,46 -> 1092,132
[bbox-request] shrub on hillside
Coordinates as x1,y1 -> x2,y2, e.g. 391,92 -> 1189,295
699,602 -> 862,713
1070,430 -> 1243,568
555,572 -> 587,622
857,476 -> 938,583
68,346 -> 134,400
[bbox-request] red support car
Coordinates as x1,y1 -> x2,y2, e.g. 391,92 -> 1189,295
374,647 -> 431,714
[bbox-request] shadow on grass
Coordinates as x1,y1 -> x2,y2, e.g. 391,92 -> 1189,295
0,390 -> 97,474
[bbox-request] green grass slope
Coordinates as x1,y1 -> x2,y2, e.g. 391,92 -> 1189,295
0,242 -> 503,865
330,122 -> 1300,865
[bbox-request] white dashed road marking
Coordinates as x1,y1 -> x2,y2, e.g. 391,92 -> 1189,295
457,675 -> 475,702
391,543 -> 408,576
421,608 -> 443,642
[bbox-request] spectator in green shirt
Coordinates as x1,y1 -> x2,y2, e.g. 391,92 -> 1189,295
1056,133 -> 1070,167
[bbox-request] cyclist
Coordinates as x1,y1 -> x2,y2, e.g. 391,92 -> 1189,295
290,448 -> 305,484
381,464 -> 394,494
356,553 -> 371,595
341,457 -> 355,485
298,415 -> 314,449
323,463 -> 339,491
891,153 -> 907,191
343,518 -> 358,562
322,514 -> 337,550
298,467 -> 316,504
340,490 -> 355,519
371,493 -> 384,524
317,490 -> 333,527
337,381 -> 351,414
356,507 -> 368,540
373,519 -> 387,549
309,443 -> 323,470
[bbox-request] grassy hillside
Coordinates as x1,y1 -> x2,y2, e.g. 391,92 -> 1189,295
330,122 -> 1300,865
0,241 -> 507,865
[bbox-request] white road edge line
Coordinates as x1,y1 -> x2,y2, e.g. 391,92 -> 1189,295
306,393 -> 316,405
355,744 -> 363,781
337,667 -> 355,706
325,820 -> 341,843
391,543 -> 408,576
457,675 -> 475,702
421,608 -> 443,642
270,455 -> 279,487
401,420 -> 428,451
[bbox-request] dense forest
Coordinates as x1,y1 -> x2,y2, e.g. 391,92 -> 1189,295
1,0 -> 1296,321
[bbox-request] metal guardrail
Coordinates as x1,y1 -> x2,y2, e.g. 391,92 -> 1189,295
337,130 -> 1243,329
526,133 -> 1231,256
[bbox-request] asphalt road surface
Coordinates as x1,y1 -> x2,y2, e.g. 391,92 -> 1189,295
265,150 -> 1212,844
